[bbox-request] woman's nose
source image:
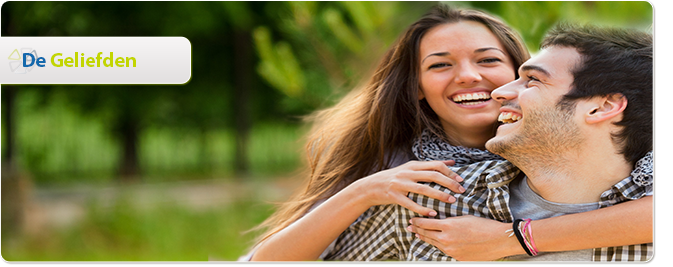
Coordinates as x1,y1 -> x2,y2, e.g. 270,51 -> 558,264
454,63 -> 482,85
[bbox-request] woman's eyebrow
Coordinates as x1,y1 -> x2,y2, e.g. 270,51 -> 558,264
421,52 -> 449,64
475,47 -> 506,54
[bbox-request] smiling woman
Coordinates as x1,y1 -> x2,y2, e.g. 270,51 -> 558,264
418,20 -> 515,149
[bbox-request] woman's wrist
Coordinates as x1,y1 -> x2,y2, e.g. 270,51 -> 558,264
341,178 -> 378,212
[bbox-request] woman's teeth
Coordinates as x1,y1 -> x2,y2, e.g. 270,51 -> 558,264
452,92 -> 491,104
498,112 -> 522,124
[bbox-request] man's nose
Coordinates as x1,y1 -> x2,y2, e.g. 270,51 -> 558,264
491,80 -> 518,103
454,63 -> 482,85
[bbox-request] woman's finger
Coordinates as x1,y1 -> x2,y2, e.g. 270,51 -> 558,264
406,171 -> 465,194
408,223 -> 441,237
403,181 -> 456,203
410,217 -> 447,231
394,194 -> 438,217
411,161 -> 464,182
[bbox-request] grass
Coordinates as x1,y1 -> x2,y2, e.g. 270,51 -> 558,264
2,194 -> 275,261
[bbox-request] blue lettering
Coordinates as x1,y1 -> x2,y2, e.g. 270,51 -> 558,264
23,53 -> 35,67
22,53 -> 47,67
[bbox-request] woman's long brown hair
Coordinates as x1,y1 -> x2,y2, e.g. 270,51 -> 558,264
252,4 -> 530,246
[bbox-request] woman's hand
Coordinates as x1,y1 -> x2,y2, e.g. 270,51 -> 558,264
408,215 -> 523,261
351,160 -> 465,217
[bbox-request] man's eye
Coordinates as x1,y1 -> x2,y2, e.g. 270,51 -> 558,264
525,75 -> 541,87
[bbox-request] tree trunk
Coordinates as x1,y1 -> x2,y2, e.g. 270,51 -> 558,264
233,30 -> 253,177
118,115 -> 141,182
3,86 -> 16,165
1,85 -> 25,238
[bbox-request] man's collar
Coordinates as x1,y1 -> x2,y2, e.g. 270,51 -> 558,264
467,160 -> 521,195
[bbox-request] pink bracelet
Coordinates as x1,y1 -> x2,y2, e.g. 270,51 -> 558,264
522,219 -> 538,256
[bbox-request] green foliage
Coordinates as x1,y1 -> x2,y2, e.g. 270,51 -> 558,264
464,1 -> 652,52
254,1 -> 433,109
254,27 -> 306,98
10,88 -> 305,184
2,196 -> 274,261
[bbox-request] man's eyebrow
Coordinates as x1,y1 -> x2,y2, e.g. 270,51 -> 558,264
520,65 -> 552,78
421,52 -> 449,64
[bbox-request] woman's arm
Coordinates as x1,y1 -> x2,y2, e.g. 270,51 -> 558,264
409,196 -> 652,261
250,179 -> 377,261
251,160 -> 465,261
533,196 -> 652,251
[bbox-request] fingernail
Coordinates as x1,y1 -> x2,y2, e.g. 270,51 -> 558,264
459,186 -> 466,193
409,219 -> 413,224
415,234 -> 420,239
448,196 -> 456,203
456,176 -> 464,182
429,210 -> 437,217
406,226 -> 412,232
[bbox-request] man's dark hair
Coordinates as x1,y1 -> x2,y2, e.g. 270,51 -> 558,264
541,24 -> 652,165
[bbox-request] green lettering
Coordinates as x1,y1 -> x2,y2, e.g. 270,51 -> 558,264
86,57 -> 95,67
64,57 -> 73,67
51,53 -> 63,67
103,52 -> 113,67
115,57 -> 125,67
96,52 -> 103,67
126,57 -> 136,67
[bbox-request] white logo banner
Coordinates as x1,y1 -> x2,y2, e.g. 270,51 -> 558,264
0,37 -> 191,84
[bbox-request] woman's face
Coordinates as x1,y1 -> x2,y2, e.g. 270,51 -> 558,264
419,21 -> 516,138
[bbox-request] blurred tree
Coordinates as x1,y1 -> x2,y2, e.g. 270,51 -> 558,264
465,1 -> 652,52
253,1 -> 435,110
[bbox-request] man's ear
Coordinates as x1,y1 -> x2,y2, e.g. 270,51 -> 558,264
585,94 -> 628,124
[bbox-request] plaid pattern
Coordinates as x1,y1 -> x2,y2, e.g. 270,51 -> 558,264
323,159 -> 653,261
592,169 -> 654,261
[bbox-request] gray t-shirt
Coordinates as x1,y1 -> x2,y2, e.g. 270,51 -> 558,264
505,176 -> 600,261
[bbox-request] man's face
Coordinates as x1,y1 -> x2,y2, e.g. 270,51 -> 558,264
485,46 -> 584,159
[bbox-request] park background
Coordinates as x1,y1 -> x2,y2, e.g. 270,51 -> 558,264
0,1 -> 652,261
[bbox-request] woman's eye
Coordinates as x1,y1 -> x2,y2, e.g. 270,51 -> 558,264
429,63 -> 451,69
480,58 -> 502,64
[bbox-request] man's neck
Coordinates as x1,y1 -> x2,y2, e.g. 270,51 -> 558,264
513,150 -> 632,204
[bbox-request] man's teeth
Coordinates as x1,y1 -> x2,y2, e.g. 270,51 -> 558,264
452,92 -> 490,103
498,112 -> 522,124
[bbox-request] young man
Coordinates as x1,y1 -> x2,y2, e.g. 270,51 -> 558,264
321,24 -> 653,261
